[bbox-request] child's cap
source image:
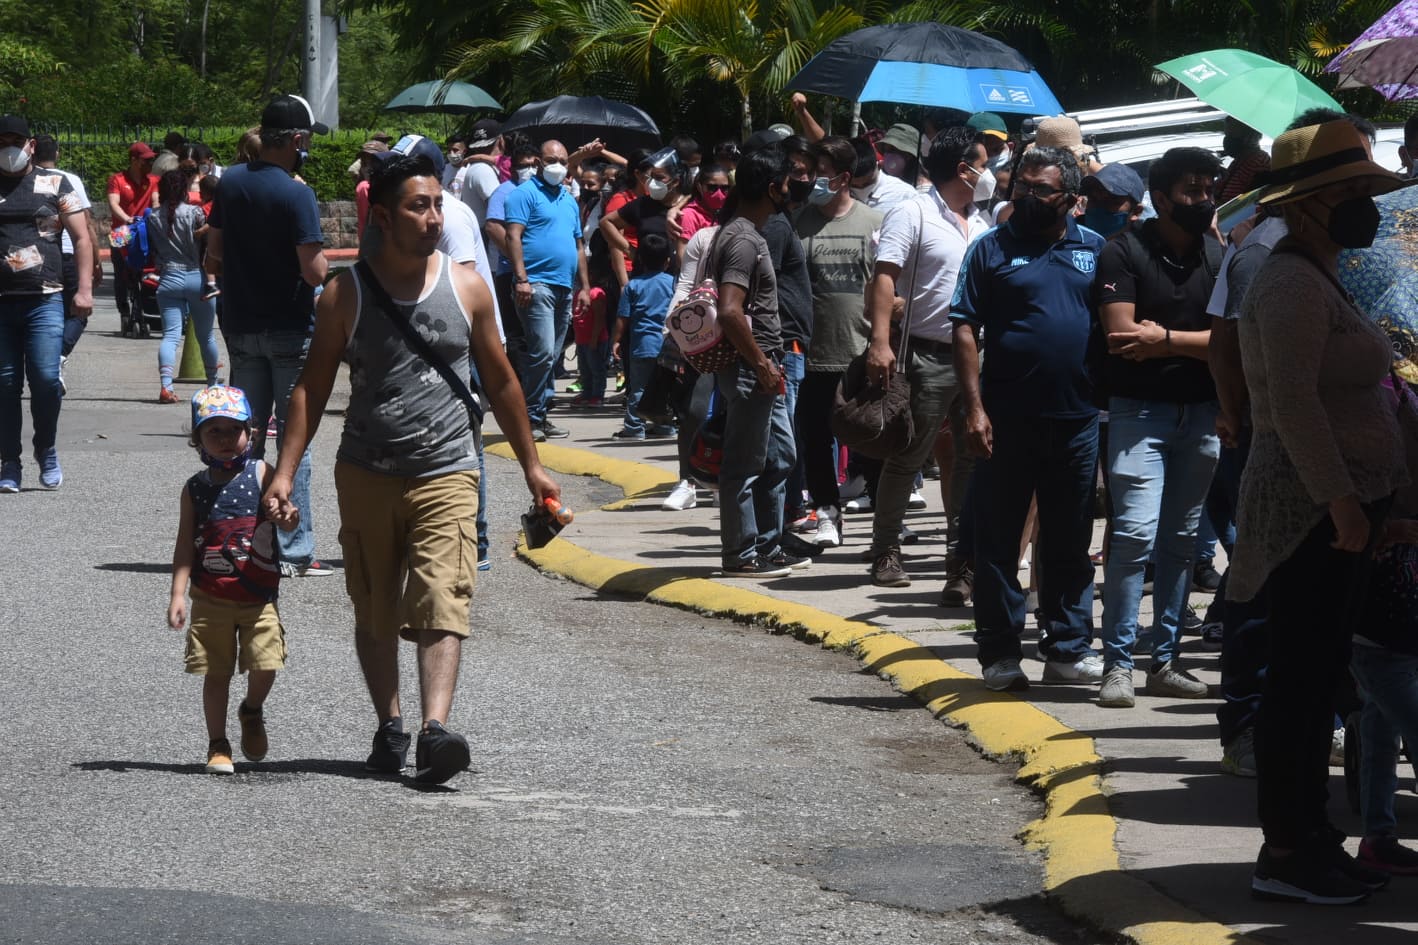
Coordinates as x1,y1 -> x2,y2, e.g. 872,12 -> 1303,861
191,385 -> 253,431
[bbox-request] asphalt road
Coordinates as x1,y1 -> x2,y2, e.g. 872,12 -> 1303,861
0,295 -> 1097,944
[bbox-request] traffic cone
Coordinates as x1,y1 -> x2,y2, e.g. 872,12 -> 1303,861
175,317 -> 208,383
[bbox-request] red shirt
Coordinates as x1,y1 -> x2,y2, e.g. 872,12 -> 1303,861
107,170 -> 159,226
604,189 -> 639,273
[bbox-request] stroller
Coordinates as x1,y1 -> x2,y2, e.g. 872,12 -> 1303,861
112,212 -> 162,338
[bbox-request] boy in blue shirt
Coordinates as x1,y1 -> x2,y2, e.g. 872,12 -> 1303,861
613,233 -> 677,440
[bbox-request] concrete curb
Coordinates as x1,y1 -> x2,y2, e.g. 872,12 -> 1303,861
489,439 -> 1258,945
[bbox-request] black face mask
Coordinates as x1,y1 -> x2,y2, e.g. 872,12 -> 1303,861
1323,195 -> 1381,249
786,177 -> 812,203
1011,195 -> 1063,235
1168,200 -> 1215,238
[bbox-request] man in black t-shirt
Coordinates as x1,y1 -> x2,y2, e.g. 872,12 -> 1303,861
0,114 -> 94,493
1094,147 -> 1224,708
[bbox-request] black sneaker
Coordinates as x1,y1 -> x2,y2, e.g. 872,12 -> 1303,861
1194,560 -> 1222,592
365,718 -> 412,773
414,720 -> 471,785
1200,622 -> 1224,651
779,532 -> 826,558
767,550 -> 812,570
1251,845 -> 1371,905
1322,840 -> 1391,890
1181,604 -> 1203,635
719,558 -> 793,578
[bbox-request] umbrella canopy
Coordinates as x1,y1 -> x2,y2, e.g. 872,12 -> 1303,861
788,22 -> 1063,115
1326,0 -> 1418,101
499,95 -> 660,154
1339,186 -> 1418,380
1157,49 -> 1341,138
385,80 -> 502,114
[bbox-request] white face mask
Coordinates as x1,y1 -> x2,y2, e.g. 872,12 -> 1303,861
646,178 -> 671,200
986,146 -> 1013,173
516,166 -> 537,183
0,145 -> 30,174
540,161 -> 568,186
968,165 -> 996,203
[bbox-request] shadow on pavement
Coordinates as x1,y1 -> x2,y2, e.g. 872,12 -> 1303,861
73,758 -> 392,781
94,562 -> 170,574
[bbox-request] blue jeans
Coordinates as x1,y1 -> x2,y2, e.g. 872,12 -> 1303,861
577,339 -> 610,400
623,354 -> 658,434
226,330 -> 316,567
716,361 -> 796,566
516,282 -> 572,424
0,294 -> 64,461
1352,643 -> 1418,837
1101,398 -> 1220,669
780,349 -> 807,514
157,269 -> 219,388
973,413 -> 1099,667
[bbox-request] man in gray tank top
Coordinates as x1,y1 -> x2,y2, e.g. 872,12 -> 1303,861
265,154 -> 560,786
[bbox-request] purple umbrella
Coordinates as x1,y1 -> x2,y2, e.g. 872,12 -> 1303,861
1326,0 -> 1418,101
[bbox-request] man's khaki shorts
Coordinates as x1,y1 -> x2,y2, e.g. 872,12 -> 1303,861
185,589 -> 287,676
335,461 -> 480,641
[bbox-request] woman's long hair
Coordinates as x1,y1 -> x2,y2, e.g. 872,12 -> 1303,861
157,169 -> 187,237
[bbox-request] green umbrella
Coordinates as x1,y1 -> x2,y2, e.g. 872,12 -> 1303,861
1156,49 -> 1341,138
384,80 -> 501,115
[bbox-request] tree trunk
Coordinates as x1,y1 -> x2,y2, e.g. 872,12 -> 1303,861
740,88 -> 752,140
199,0 -> 211,78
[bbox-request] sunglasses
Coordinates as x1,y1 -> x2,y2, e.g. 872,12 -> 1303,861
702,184 -> 730,194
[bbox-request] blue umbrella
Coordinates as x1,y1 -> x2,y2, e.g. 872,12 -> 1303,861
1339,185 -> 1418,380
788,22 -> 1063,114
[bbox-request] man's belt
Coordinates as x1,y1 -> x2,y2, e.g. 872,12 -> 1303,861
910,335 -> 952,358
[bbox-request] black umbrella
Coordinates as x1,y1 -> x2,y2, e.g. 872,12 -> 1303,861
789,22 -> 1062,114
500,95 -> 661,154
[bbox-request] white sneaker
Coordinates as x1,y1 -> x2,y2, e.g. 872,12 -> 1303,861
843,494 -> 872,513
907,490 -> 927,510
813,506 -> 842,547
1041,652 -> 1105,683
662,479 -> 698,511
983,658 -> 1030,692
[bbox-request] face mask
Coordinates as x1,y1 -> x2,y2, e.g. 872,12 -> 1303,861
293,149 -> 308,173
199,442 -> 252,473
579,191 -> 599,204
516,166 -> 537,183
786,177 -> 813,203
881,153 -> 907,179
807,176 -> 840,206
0,145 -> 29,174
986,147 -> 1012,173
968,165 -> 996,203
1168,199 -> 1215,237
449,152 -> 464,167
1083,206 -> 1131,237
647,178 -> 671,201
1321,195 -> 1381,249
850,183 -> 873,202
702,189 -> 728,212
1010,195 -> 1063,235
198,162 -> 213,176
600,183 -> 615,198
540,161 -> 568,186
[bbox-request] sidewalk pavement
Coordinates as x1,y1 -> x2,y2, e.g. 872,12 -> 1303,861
486,381 -> 1418,945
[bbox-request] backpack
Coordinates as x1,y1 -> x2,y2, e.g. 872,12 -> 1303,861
666,226 -> 740,374
124,208 -> 153,274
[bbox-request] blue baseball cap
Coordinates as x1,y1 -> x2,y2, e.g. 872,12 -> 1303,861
1085,163 -> 1146,204
191,385 -> 253,431
375,134 -> 447,179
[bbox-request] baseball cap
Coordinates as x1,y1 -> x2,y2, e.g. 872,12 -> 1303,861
966,112 -> 1008,141
467,119 -> 501,150
191,386 -> 253,431
880,123 -> 922,157
768,123 -> 795,139
359,139 -> 389,156
1084,164 -> 1145,204
375,134 -> 447,178
129,141 -> 157,160
260,94 -> 329,135
742,126 -> 790,154
0,115 -> 30,138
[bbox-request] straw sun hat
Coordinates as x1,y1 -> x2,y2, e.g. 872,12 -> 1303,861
1257,119 -> 1410,206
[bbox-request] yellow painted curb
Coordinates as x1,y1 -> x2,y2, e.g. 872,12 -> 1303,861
498,441 -> 1260,945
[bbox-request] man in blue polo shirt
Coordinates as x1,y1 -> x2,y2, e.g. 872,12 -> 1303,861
503,139 -> 591,441
951,146 -> 1105,693
207,94 -> 332,576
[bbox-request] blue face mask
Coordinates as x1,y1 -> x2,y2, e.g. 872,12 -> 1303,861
200,442 -> 252,473
1083,206 -> 1130,237
807,176 -> 838,207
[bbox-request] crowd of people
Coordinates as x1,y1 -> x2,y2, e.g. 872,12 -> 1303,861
3,87 -> 1418,906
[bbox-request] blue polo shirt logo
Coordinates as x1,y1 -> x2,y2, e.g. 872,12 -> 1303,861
1072,250 -> 1096,274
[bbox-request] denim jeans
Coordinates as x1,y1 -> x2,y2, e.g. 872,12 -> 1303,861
0,293 -> 64,462
779,350 -> 807,515
973,413 -> 1099,668
1351,643 -> 1418,837
577,339 -> 610,400
157,269 -> 219,389
516,282 -> 572,424
1101,397 -> 1221,669
60,253 -> 86,356
226,330 -> 316,567
493,273 -> 526,380
675,368 -> 712,483
871,346 -> 955,553
622,355 -> 659,434
716,361 -> 796,566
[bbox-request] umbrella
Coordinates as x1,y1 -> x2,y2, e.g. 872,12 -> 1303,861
499,95 -> 660,154
1156,49 -> 1341,138
1339,186 -> 1418,380
787,22 -> 1063,115
1326,0 -> 1418,101
384,80 -> 502,114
